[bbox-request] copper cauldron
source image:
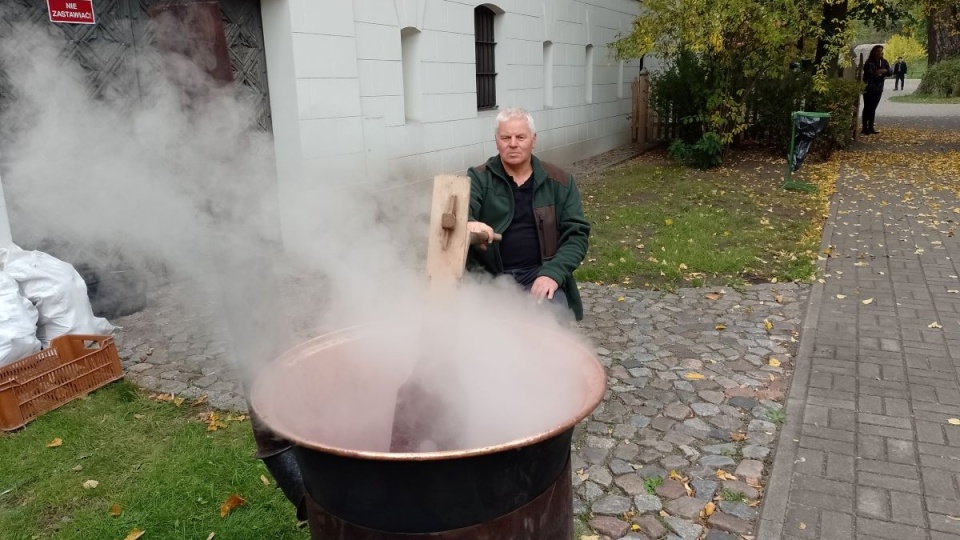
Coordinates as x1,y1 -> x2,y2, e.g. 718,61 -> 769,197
249,322 -> 606,539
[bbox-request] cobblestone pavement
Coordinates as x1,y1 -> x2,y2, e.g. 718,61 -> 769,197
574,282 -> 805,539
111,141 -> 807,540
758,117 -> 960,540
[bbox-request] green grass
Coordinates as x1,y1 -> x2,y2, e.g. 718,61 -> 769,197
766,408 -> 787,425
643,475 -> 664,494
906,62 -> 928,80
719,489 -> 748,502
888,93 -> 960,104
0,382 -> 305,540
575,160 -> 820,289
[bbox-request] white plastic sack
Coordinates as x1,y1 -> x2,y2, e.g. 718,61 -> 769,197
0,271 -> 41,367
1,245 -> 114,347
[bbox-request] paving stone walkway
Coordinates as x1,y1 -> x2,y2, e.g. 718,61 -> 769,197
758,118 -> 960,540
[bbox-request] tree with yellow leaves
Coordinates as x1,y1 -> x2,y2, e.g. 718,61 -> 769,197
610,0 -> 825,153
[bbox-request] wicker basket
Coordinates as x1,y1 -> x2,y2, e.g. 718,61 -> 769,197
0,334 -> 122,431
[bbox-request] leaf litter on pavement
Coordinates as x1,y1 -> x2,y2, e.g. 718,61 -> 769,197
577,126 -> 960,539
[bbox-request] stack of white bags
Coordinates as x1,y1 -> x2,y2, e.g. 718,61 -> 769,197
0,244 -> 114,368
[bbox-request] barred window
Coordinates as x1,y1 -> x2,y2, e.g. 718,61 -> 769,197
474,6 -> 496,110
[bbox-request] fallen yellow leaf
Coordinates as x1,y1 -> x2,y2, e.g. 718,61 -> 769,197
768,358 -> 781,367
702,501 -> 716,518
219,494 -> 247,518
631,524 -> 641,531
948,418 -> 960,425
930,321 -> 943,329
122,529 -> 145,540
259,475 -> 271,486
206,412 -> 228,432
206,533 -> 216,540
715,323 -> 727,330
862,298 -> 874,305
799,522 -> 806,530
575,468 -> 590,481
618,296 -> 625,302
716,470 -> 737,481
763,319 -> 773,331
46,438 -> 63,448
704,292 -> 723,301
82,480 -> 99,489
669,470 -> 684,481
731,432 -> 747,442
836,294 -> 847,299
665,219 -> 673,225
685,372 -> 705,380
109,504 -> 123,517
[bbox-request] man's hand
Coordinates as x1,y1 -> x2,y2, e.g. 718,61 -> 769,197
530,276 -> 559,302
467,221 -> 496,251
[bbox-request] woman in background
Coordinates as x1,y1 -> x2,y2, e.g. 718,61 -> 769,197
861,45 -> 890,135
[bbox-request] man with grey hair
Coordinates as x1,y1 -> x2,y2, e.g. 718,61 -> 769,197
466,107 -> 591,320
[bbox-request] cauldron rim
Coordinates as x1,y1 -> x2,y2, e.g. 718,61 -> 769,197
250,323 -> 606,462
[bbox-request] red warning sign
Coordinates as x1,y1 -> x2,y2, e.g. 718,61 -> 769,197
47,0 -> 96,25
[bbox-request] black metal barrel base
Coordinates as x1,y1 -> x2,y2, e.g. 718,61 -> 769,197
295,430 -> 574,532
305,459 -> 573,540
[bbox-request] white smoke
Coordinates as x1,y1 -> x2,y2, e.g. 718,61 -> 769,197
0,18 -> 601,452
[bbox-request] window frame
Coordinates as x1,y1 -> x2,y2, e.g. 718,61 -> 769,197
474,6 -> 497,110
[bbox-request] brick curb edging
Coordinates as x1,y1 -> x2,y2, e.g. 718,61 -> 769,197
756,171 -> 843,538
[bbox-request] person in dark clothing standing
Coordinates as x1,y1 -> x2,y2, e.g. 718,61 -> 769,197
861,45 -> 890,135
893,56 -> 908,90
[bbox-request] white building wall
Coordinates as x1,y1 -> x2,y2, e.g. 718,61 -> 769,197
261,0 -> 640,245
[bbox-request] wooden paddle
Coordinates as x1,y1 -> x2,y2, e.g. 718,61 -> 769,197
389,175 -> 500,452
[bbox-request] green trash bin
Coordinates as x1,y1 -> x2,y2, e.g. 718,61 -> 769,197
783,111 -> 831,192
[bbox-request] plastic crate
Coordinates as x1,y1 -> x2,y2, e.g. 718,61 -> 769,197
0,334 -> 122,431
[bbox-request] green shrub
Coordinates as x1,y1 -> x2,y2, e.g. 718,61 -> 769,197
805,77 -> 863,157
668,132 -> 725,169
650,51 -> 715,144
744,71 -> 813,146
917,57 -> 960,96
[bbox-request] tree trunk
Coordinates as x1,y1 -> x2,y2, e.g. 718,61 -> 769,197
927,3 -> 960,65
815,0 -> 849,73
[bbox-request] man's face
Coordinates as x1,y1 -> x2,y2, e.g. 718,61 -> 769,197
495,117 -> 536,169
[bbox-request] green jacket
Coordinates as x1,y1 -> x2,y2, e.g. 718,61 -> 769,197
467,154 -> 591,320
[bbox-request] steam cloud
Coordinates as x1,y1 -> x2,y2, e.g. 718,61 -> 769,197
0,19 -> 600,452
